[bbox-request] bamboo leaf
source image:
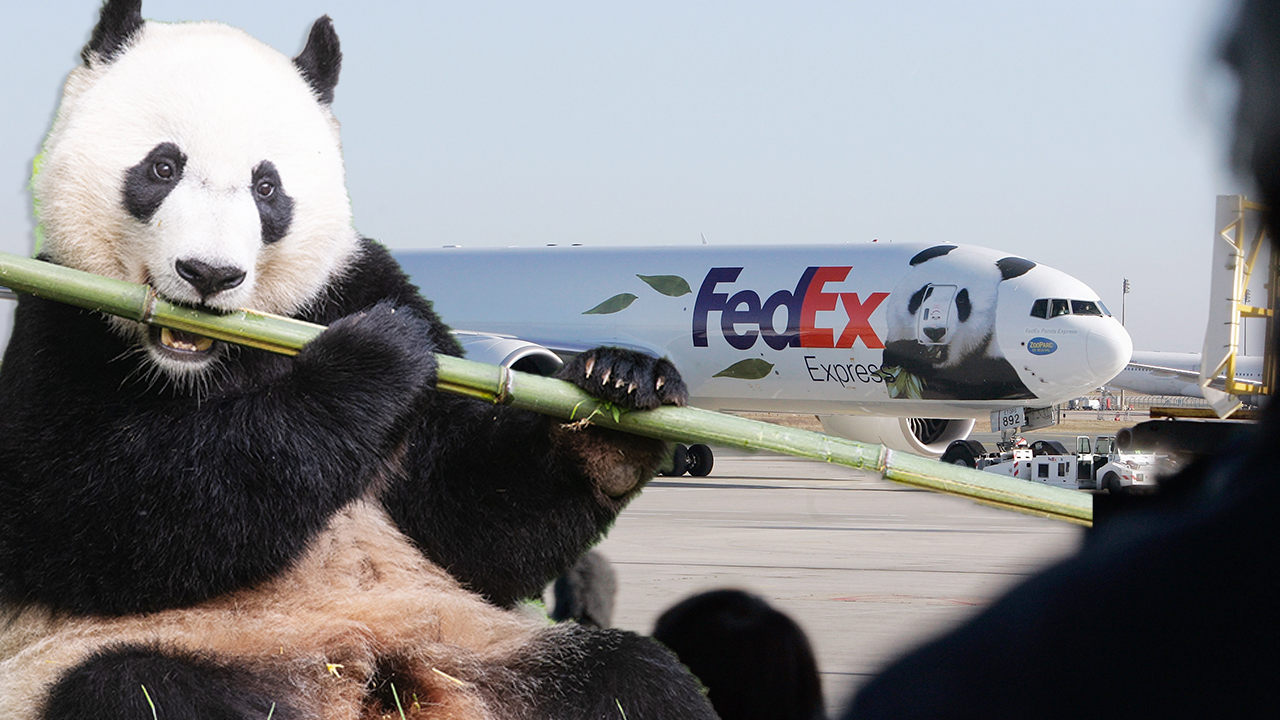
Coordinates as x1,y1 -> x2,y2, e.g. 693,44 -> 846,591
583,293 -> 637,315
713,358 -> 775,380
882,366 -> 925,400
636,274 -> 691,297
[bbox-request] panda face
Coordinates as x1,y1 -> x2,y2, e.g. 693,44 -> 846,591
883,246 -> 1034,374
33,16 -> 359,381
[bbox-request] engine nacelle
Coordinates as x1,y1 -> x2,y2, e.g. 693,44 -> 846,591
452,331 -> 564,377
817,415 -> 976,458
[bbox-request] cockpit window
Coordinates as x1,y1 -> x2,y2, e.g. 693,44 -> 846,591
1031,298 -> 1112,318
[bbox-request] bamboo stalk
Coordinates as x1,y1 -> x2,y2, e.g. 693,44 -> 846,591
0,251 -> 1091,525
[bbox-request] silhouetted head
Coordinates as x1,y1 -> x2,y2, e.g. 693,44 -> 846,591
652,589 -> 824,720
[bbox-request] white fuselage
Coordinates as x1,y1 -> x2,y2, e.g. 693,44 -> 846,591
395,243 -> 1131,420
1109,350 -> 1265,398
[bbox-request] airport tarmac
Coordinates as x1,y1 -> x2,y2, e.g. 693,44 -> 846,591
577,448 -> 1086,712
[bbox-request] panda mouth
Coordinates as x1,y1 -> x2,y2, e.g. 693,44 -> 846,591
152,326 -> 216,356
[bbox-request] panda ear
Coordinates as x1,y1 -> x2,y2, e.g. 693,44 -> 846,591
909,245 -> 957,266
82,0 -> 145,66
996,256 -> 1036,280
293,16 -> 342,106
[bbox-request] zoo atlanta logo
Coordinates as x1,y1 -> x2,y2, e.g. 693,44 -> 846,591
1026,336 -> 1058,356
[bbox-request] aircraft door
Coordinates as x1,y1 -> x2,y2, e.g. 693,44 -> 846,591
1076,436 -> 1092,481
917,284 -> 957,345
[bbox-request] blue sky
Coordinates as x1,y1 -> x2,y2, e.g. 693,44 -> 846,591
0,0 -> 1241,353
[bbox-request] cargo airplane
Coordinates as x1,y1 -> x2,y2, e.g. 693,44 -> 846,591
395,243 -> 1132,472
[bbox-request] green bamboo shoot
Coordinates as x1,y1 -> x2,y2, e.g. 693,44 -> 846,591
0,250 -> 1091,525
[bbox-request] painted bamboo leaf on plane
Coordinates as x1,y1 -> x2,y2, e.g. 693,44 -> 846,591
636,274 -> 691,297
713,358 -> 775,380
882,366 -> 925,400
583,293 -> 638,315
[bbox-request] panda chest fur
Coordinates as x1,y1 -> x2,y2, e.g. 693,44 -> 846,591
0,502 -> 541,719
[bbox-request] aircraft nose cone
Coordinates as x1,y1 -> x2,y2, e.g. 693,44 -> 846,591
1086,321 -> 1132,382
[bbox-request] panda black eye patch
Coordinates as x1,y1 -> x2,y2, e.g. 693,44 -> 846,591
907,285 -> 929,316
955,288 -> 972,322
123,142 -> 187,222
252,160 -> 294,244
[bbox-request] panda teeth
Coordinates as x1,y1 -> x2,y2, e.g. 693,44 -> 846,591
160,327 -> 214,353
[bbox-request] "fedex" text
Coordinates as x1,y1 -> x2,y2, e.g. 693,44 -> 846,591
692,267 -> 888,351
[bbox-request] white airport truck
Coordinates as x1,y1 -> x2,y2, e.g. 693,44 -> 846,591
941,435 -> 1165,494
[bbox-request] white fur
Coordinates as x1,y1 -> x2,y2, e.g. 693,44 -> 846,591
33,20 -> 361,379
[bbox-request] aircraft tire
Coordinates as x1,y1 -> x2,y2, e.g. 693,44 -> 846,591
940,440 -> 980,468
686,444 -> 714,477
660,444 -> 688,477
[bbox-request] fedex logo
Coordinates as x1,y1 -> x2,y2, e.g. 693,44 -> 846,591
692,267 -> 888,351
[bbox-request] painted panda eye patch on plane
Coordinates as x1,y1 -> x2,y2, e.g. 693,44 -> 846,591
123,142 -> 186,222
252,160 -> 293,244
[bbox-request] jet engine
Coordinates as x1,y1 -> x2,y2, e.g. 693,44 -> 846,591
817,415 -> 976,458
452,331 -> 564,376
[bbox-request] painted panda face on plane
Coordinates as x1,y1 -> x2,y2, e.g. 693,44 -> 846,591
878,245 -> 1038,401
32,0 -> 359,380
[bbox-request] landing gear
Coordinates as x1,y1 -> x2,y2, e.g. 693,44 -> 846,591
940,439 -> 986,468
685,444 -> 714,477
659,443 -> 715,477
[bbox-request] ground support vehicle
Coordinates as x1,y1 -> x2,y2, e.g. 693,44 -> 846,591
940,435 -> 1166,494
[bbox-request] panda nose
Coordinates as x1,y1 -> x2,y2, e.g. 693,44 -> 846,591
923,326 -> 947,343
175,259 -> 247,298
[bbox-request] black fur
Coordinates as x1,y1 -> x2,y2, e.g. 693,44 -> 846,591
292,16 -> 342,105
906,285 -> 929,316
954,287 -> 971,322
882,338 -> 1032,400
251,160 -> 293,243
512,625 -> 718,719
82,0 -> 144,65
995,255 -> 1036,280
908,245 -> 957,266
123,142 -> 186,222
44,645 -> 302,720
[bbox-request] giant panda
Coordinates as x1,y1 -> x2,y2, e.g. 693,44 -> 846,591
0,2 -> 716,718
881,244 -> 1036,400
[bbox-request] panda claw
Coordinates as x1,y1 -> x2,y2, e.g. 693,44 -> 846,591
600,368 -> 612,385
615,377 -> 626,389
655,376 -> 665,391
627,382 -> 637,394
584,356 -> 595,378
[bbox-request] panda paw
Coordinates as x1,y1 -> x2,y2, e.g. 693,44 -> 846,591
554,347 -> 687,411
298,300 -> 437,397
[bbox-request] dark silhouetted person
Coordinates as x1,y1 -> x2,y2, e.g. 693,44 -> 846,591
842,2 -> 1280,717
653,589 -> 825,720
